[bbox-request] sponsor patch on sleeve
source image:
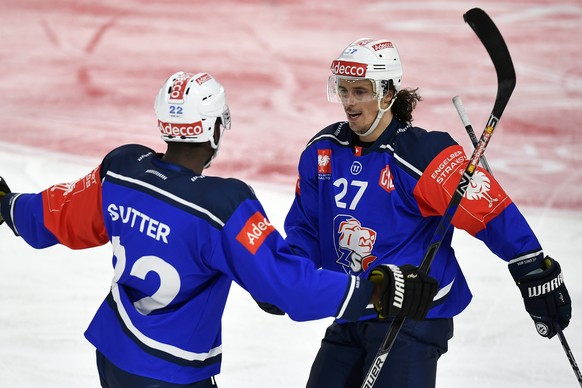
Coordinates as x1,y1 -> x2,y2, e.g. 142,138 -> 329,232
414,145 -> 512,235
46,167 -> 99,213
236,211 -> 276,254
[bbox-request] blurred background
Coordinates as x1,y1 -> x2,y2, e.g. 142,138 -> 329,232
1,0 -> 581,208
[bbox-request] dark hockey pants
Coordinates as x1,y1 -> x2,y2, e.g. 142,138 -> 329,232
96,350 -> 217,388
306,317 -> 453,388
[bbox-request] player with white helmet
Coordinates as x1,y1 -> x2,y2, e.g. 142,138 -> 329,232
154,71 -> 231,166
327,38 -> 403,138
0,69 -> 438,387
283,38 -> 572,387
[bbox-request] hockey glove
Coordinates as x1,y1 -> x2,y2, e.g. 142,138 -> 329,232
369,264 -> 438,321
515,256 -> 571,338
0,176 -> 11,225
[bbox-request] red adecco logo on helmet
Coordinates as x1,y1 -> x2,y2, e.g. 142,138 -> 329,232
331,60 -> 367,77
169,73 -> 194,103
372,41 -> 394,51
158,120 -> 204,137
195,73 -> 212,85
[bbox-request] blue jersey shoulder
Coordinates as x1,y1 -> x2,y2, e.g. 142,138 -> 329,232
100,144 -> 255,228
301,119 -> 459,178
392,125 -> 458,177
305,121 -> 351,148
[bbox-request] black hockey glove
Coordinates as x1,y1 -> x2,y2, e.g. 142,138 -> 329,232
369,264 -> 438,321
514,256 -> 571,338
254,299 -> 285,316
0,176 -> 11,225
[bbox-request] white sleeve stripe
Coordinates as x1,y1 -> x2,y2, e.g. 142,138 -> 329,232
393,152 -> 423,177
106,171 -> 225,227
380,143 -> 423,177
336,276 -> 356,319
433,278 -> 454,301
9,193 -> 23,236
508,250 -> 543,265
306,133 -> 350,149
111,283 -> 222,361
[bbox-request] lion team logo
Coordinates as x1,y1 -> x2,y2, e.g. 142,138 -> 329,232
464,170 -> 499,208
334,215 -> 378,274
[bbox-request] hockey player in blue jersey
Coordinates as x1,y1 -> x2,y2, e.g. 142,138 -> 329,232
282,38 -> 573,387
0,71 -> 439,387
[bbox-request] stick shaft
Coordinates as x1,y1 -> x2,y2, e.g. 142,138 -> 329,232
452,95 -> 493,174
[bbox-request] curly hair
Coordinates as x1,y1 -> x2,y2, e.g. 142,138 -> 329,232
381,80 -> 422,124
392,88 -> 422,124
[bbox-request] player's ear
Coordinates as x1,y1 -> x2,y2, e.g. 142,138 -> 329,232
380,91 -> 394,108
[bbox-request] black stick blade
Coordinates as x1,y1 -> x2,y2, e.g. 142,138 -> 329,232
464,8 -> 516,119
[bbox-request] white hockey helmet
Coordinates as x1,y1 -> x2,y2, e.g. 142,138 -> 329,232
154,71 -> 231,149
328,38 -> 403,104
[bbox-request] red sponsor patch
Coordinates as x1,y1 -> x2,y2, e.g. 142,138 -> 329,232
46,168 -> 98,213
295,177 -> 301,196
355,39 -> 374,46
42,166 -> 108,249
414,145 -> 512,236
158,120 -> 204,138
379,165 -> 395,193
317,149 -> 332,174
236,211 -> 276,254
195,73 -> 212,85
372,41 -> 393,51
330,60 -> 367,77
168,73 -> 194,103
429,148 -> 466,185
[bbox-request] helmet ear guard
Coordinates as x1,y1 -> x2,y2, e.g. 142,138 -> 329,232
154,72 -> 231,149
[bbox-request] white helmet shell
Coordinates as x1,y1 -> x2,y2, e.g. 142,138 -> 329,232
328,38 -> 402,103
154,72 -> 231,148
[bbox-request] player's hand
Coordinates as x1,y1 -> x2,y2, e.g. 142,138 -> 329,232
369,264 -> 438,320
515,256 -> 571,338
0,176 -> 11,225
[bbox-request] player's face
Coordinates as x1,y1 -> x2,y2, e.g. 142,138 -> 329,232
338,79 -> 379,135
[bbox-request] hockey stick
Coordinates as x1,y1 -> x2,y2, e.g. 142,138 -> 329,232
452,95 -> 493,174
557,328 -> 582,386
361,8 -> 516,387
454,100 -> 582,387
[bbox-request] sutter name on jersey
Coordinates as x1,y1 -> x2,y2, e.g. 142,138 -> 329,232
107,203 -> 171,243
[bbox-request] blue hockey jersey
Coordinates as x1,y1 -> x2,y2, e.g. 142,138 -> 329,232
0,144 -> 373,384
284,119 -> 544,319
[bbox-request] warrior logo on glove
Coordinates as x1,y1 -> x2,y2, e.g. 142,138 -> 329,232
526,270 -> 564,297
514,256 -> 571,338
369,264 -> 438,321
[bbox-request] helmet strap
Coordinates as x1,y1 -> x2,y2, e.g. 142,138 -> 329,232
358,96 -> 397,138
204,121 -> 226,169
